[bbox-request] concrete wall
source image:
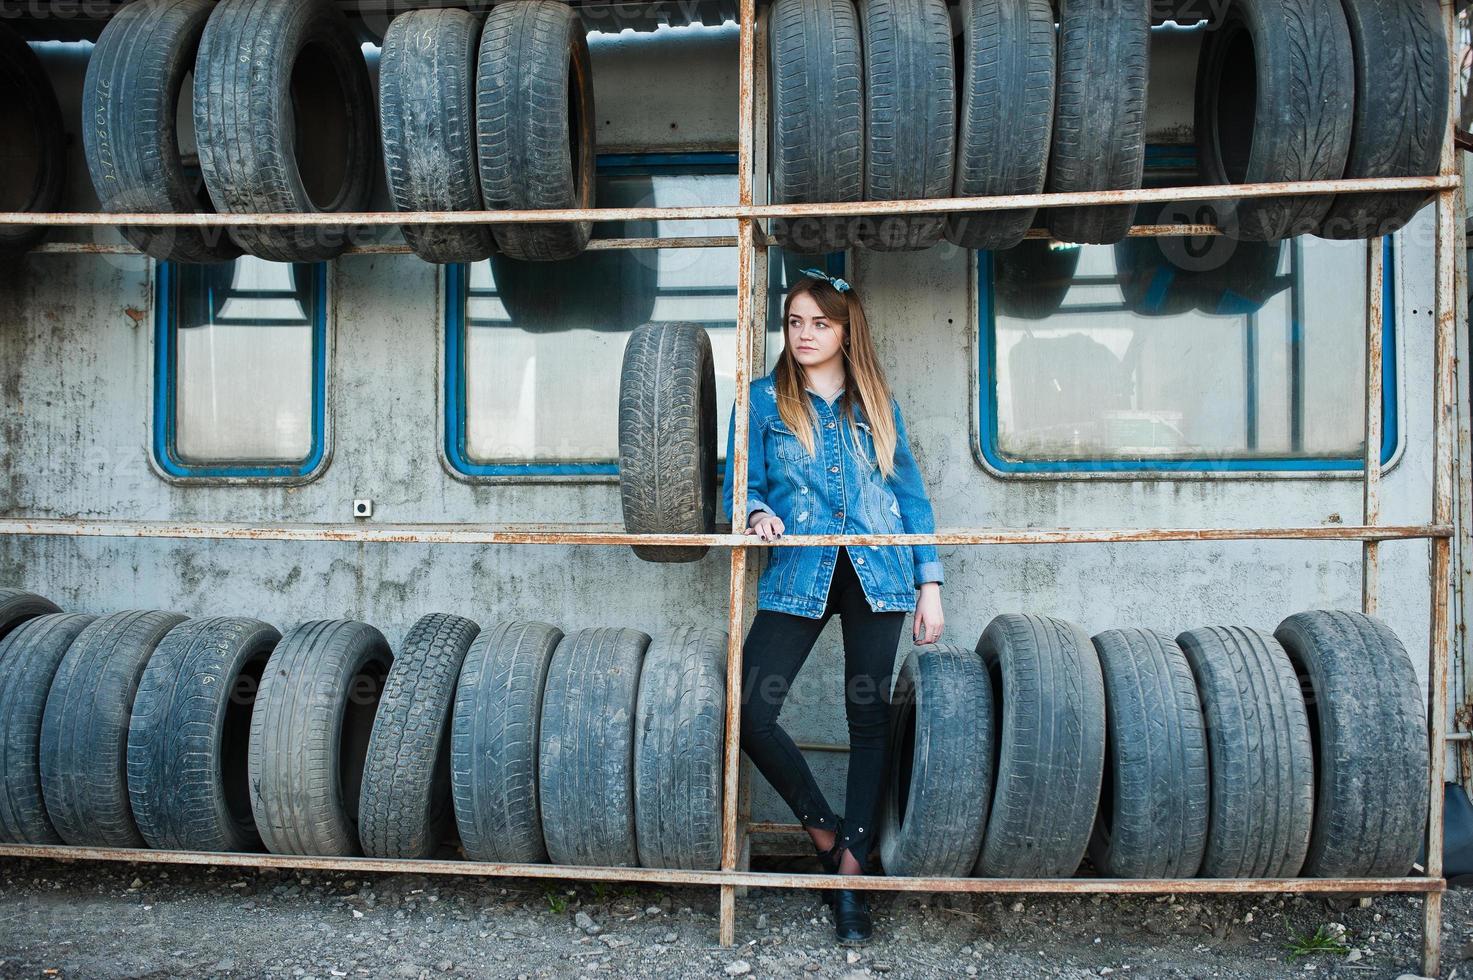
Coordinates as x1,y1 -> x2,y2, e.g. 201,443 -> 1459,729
0,22 -> 1447,846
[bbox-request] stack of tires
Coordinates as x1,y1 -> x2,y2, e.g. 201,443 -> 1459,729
880,610 -> 1429,880
80,0 -> 595,265
768,0 -> 1448,250
0,588 -> 728,871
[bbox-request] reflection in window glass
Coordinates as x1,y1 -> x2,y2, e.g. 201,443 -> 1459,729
456,162 -> 826,469
168,258 -> 319,465
985,235 -> 1383,467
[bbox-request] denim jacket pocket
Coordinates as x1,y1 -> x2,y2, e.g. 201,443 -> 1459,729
768,418 -> 808,462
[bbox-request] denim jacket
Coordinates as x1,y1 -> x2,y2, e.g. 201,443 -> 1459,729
721,372 -> 944,619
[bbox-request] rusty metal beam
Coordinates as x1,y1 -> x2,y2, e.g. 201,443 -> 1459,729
0,843 -> 1443,896
1363,239 -> 1385,616
0,176 -> 1454,229
0,518 -> 1449,546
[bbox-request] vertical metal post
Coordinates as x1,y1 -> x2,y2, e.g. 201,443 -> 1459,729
1423,2 -> 1459,973
720,0 -> 759,947
1363,238 -> 1384,615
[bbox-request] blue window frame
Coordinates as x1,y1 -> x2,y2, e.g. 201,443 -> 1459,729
976,148 -> 1398,475
445,151 -> 844,477
153,259 -> 328,479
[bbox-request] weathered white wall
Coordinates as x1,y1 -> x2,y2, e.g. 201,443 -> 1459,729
0,23 -> 1446,845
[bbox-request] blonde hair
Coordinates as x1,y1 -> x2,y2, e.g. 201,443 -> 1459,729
773,276 -> 899,480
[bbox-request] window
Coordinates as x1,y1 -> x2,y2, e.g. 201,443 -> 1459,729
976,149 -> 1397,475
154,258 -> 328,479
445,152 -> 841,476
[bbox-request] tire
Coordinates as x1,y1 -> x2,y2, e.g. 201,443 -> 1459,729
0,615 -> 95,844
991,240 -> 1082,320
634,626 -> 726,870
194,0 -> 379,262
855,0 -> 955,251
1044,0 -> 1149,245
0,24 -> 66,254
125,617 -> 279,852
945,0 -> 1056,252
538,627 -> 650,867
1195,0 -> 1355,241
359,613 -> 480,859
1177,626 -> 1314,877
451,621 -> 563,864
973,614 -> 1105,878
476,0 -> 596,261
39,611 -> 189,847
1314,0 -> 1448,240
1274,610 -> 1428,877
767,0 -> 865,253
1088,629 -> 1209,878
879,645 -> 993,878
0,589 -> 62,643
618,322 -> 718,564
248,620 -> 392,856
380,9 -> 496,264
82,0 -> 242,264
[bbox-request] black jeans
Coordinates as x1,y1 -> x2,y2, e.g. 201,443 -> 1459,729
738,545 -> 905,873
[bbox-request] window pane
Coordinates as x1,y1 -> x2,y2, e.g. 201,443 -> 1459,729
172,258 -> 317,464
989,237 -> 1373,464
459,167 -> 808,467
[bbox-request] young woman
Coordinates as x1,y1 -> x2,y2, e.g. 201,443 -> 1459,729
721,269 -> 945,945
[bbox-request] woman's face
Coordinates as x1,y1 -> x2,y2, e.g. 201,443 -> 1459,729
786,292 -> 846,369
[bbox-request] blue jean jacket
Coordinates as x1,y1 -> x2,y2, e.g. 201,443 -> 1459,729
721,373 -> 944,619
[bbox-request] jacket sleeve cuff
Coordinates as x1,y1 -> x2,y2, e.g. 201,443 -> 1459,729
915,560 -> 944,587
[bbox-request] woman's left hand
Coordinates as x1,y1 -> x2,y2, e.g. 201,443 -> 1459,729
913,582 -> 943,645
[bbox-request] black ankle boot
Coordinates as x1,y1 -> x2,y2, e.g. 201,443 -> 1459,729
832,885 -> 873,945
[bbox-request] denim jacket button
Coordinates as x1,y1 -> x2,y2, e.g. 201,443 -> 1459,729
855,556 -> 864,565
829,465 -> 839,473
827,421 -> 836,429
836,510 -> 845,519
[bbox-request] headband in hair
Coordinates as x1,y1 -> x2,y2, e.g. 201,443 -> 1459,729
799,267 -> 851,293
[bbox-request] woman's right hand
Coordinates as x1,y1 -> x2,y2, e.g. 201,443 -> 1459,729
746,512 -> 785,541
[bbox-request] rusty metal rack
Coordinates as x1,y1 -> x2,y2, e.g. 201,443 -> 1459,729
0,0 -> 1465,974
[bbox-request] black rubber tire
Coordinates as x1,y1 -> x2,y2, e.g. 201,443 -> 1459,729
451,620 -> 563,864
358,613 -> 480,859
0,24 -> 66,255
0,588 -> 62,643
1112,202 -> 1291,317
1177,626 -> 1314,878
879,644 -> 994,878
855,0 -> 955,251
0,615 -> 95,844
1044,0 -> 1149,245
1088,629 -> 1209,879
945,0 -> 1056,252
1274,610 -> 1428,877
992,240 -> 1082,320
194,0 -> 379,262
248,620 -> 392,856
379,9 -> 496,264
539,627 -> 651,867
39,611 -> 189,847
125,617 -> 278,852
767,0 -> 865,253
1195,0 -> 1355,241
476,0 -> 596,261
618,322 -> 718,564
1314,0 -> 1448,239
82,0 -> 242,264
634,626 -> 726,870
973,614 -> 1105,878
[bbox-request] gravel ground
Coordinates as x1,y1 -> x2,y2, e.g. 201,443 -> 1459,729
0,857 -> 1467,979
